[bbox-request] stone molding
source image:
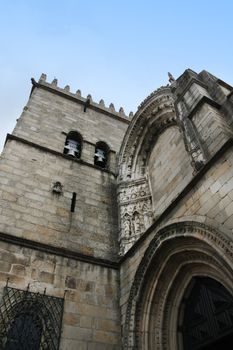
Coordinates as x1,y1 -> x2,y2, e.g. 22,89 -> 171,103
122,221 -> 233,349
118,179 -> 153,255
118,87 -> 175,181
0,231 -> 119,269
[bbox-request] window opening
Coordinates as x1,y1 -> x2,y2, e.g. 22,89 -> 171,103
94,142 -> 109,168
63,131 -> 82,159
71,192 -> 76,212
0,285 -> 64,350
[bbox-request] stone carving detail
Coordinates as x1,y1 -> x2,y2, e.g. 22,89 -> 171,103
119,90 -> 176,181
119,182 -> 149,202
118,181 -> 153,255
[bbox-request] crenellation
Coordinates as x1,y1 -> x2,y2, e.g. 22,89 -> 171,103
51,78 -> 58,86
33,74 -> 133,119
39,73 -> 47,82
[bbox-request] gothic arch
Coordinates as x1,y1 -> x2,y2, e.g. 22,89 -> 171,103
117,87 -> 178,254
123,221 -> 233,349
118,86 -> 176,181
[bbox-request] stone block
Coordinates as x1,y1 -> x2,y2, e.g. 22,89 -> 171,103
39,271 -> 54,284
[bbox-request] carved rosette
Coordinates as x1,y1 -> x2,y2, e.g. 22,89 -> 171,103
118,180 -> 153,255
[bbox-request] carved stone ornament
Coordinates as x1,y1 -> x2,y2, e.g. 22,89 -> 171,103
118,180 -> 153,255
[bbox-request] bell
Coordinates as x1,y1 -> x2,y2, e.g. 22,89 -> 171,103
94,148 -> 106,165
64,139 -> 80,158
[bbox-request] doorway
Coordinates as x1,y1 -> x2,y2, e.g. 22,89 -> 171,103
181,277 -> 233,350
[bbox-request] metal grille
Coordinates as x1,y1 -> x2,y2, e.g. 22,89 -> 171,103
182,277 -> 233,350
0,286 -> 64,350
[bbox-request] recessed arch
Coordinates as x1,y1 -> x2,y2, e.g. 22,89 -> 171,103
94,141 -> 110,168
123,221 -> 233,349
147,125 -> 193,216
63,130 -> 83,158
118,87 -> 176,181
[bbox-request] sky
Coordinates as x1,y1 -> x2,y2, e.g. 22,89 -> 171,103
0,0 -> 233,152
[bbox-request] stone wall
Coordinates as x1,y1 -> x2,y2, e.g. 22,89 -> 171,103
148,125 -> 193,217
0,139 -> 119,260
120,144 -> 233,330
0,77 -> 130,260
0,241 -> 121,350
192,104 -> 231,157
13,83 -> 129,171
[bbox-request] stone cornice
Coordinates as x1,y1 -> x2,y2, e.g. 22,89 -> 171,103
0,231 -> 119,270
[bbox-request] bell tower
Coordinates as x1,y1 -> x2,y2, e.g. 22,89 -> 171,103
0,74 -> 130,349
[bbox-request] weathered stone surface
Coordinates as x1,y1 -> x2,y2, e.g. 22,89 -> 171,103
1,69 -> 233,349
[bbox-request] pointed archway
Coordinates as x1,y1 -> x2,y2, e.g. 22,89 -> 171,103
122,221 -> 233,349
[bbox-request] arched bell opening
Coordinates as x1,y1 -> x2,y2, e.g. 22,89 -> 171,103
94,141 -> 109,168
63,131 -> 82,158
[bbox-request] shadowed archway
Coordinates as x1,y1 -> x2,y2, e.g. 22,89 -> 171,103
181,277 -> 233,350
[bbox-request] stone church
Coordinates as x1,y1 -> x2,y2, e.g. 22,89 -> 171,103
0,68 -> 233,349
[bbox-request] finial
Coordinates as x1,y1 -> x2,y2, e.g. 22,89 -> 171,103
76,89 -> 81,96
129,111 -> 134,118
168,72 -> 175,84
64,85 -> 70,92
39,73 -> 47,82
99,99 -> 105,107
52,78 -> 58,86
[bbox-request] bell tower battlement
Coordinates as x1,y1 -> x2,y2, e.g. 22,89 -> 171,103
1,74 -> 130,261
